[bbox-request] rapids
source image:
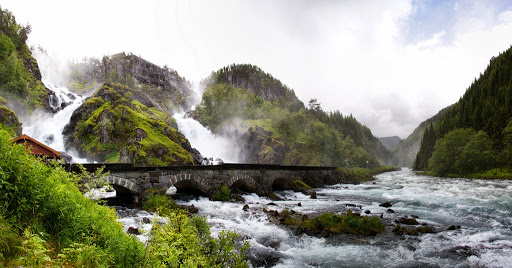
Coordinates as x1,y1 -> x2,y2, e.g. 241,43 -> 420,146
171,169 -> 512,267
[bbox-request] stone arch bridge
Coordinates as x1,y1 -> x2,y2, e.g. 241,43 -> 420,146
66,163 -> 341,203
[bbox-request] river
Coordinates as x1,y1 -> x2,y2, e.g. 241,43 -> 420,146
162,169 -> 511,267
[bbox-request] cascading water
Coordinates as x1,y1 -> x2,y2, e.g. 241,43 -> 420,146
174,169 -> 512,267
21,80 -> 88,163
174,112 -> 241,163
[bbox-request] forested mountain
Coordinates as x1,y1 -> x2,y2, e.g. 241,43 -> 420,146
192,64 -> 390,166
0,6 -> 52,116
391,107 -> 449,167
414,46 -> 512,177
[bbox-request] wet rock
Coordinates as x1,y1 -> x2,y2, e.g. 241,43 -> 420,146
232,194 -> 246,202
267,202 -> 277,206
142,217 -> 151,224
187,204 -> 199,214
397,217 -> 419,225
257,236 -> 282,249
127,226 -> 140,235
387,209 -> 395,213
243,204 -> 250,211
246,247 -> 284,268
379,201 -> 392,208
310,192 -> 317,199
165,186 -> 177,196
447,225 -> 457,230
297,202 -> 302,207
364,210 -> 371,214
411,215 -> 419,219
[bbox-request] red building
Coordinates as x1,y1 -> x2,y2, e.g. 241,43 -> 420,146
12,134 -> 61,161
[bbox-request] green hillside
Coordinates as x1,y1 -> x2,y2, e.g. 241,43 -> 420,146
414,46 -> 512,178
193,64 -> 390,167
0,6 -> 50,116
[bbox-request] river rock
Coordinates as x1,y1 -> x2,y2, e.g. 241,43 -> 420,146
142,217 -> 151,224
310,192 -> 317,199
379,201 -> 392,208
387,209 -> 395,213
165,186 -> 177,196
243,204 -> 250,211
397,217 -> 419,225
246,247 -> 284,268
127,226 -> 140,235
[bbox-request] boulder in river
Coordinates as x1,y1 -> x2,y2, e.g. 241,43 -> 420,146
379,201 -> 392,208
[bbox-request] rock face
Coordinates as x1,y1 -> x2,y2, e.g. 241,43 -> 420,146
240,126 -> 286,164
68,52 -> 197,112
63,83 -> 196,165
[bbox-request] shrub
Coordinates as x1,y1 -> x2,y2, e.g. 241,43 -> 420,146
212,185 -> 231,201
143,194 -> 181,216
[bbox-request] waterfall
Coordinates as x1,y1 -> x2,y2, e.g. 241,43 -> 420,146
174,112 -> 241,164
22,80 -> 88,163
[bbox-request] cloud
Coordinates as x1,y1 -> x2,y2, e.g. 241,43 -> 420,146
2,0 -> 512,139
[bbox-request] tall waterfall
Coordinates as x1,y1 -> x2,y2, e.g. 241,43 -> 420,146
22,81 -> 88,163
174,112 -> 241,163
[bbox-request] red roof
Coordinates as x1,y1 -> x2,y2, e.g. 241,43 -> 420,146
12,134 -> 61,159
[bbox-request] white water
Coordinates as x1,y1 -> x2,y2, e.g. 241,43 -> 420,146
174,112 -> 241,163
172,169 -> 512,267
22,80 -> 88,163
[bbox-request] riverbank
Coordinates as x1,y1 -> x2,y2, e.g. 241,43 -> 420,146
417,167 -> 512,180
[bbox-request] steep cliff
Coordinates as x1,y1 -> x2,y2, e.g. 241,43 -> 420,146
68,52 -> 197,112
0,7 -> 53,117
63,83 -> 198,165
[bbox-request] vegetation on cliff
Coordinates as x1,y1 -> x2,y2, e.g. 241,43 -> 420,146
63,83 -> 195,165
0,6 -> 50,114
67,52 -> 196,112
414,46 -> 512,178
192,65 -> 389,167
0,96 -> 22,137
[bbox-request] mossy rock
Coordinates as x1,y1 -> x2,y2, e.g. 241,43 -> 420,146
64,83 -> 194,165
0,105 -> 22,137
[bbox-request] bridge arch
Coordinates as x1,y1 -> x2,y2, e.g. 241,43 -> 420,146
170,173 -> 211,195
227,173 -> 258,193
104,175 -> 142,194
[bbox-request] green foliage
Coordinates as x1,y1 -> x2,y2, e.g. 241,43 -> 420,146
0,129 -> 145,266
57,240 -> 113,268
143,194 -> 181,215
146,210 -> 249,268
212,185 -> 231,201
335,166 -> 395,182
301,212 -> 385,235
416,46 -> 512,176
280,210 -> 386,236
0,7 -> 48,111
428,128 -> 497,176
293,180 -> 311,191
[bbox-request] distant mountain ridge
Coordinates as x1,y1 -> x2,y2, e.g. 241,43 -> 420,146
379,136 -> 402,151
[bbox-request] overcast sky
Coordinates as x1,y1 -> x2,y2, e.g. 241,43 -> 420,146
3,0 -> 512,138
